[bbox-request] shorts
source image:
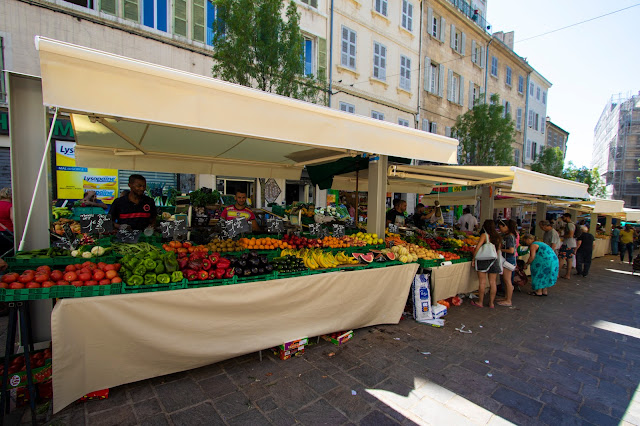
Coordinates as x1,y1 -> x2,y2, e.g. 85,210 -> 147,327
558,245 -> 575,260
475,259 -> 502,273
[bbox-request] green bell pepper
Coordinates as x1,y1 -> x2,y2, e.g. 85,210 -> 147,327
163,252 -> 179,273
143,259 -> 157,271
147,250 -> 160,260
127,257 -> 141,269
157,273 -> 171,284
170,271 -> 184,283
144,273 -> 157,285
128,275 -> 144,286
133,265 -> 147,277
154,262 -> 165,274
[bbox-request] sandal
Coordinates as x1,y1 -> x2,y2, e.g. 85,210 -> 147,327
470,301 -> 483,308
528,292 -> 544,297
497,301 -> 512,307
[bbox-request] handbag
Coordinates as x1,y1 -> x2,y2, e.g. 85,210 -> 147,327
475,231 -> 498,261
502,256 -> 516,271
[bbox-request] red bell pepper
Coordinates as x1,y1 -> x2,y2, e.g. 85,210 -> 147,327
198,270 -> 209,280
208,253 -> 220,265
202,259 -> 212,270
178,258 -> 189,270
184,269 -> 197,281
224,268 -> 235,279
216,258 -> 231,270
214,268 -> 225,279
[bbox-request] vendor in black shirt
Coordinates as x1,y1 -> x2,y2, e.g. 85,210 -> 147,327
386,199 -> 407,227
110,174 -> 157,231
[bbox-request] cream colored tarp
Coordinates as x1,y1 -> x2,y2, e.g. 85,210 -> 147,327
35,36 -> 458,178
592,238 -> 610,259
426,261 -> 479,301
51,264 -> 418,413
623,208 -> 640,222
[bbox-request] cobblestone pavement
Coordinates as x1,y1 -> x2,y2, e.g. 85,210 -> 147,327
13,255 -> 640,425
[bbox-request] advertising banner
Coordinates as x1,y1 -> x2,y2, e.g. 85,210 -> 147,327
55,141 -> 118,204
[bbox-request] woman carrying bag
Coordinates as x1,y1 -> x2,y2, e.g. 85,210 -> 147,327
497,219 -> 518,307
471,220 -> 502,308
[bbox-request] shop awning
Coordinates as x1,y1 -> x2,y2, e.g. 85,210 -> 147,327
387,165 -> 590,199
623,208 -> 640,222
35,37 -> 458,180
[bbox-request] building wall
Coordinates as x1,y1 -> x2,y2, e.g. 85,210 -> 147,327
545,120 -> 569,158
523,70 -> 551,165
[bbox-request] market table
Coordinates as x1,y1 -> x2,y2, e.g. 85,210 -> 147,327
427,261 -> 479,301
592,237 -> 610,258
50,264 -> 418,413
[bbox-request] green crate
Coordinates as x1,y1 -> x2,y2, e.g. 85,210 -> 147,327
0,287 -> 56,302
184,278 -> 235,289
74,284 -> 120,298
365,260 -> 405,269
122,282 -> 172,293
139,234 -> 163,244
235,272 -> 277,283
51,285 -> 77,298
274,270 -> 309,279
418,259 -> 442,268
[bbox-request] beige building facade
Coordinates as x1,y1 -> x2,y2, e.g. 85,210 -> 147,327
546,119 -> 569,158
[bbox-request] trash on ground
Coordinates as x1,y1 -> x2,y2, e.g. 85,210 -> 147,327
455,324 -> 473,334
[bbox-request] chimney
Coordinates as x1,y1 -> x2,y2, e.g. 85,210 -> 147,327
503,31 -> 515,50
493,31 -> 504,42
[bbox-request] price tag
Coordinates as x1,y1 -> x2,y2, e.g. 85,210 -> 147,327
193,214 -> 210,227
267,216 -> 285,234
388,224 -> 399,234
332,224 -> 345,238
80,214 -> 113,234
405,230 -> 414,237
115,226 -> 141,243
222,217 -> 251,239
309,223 -> 321,237
160,219 -> 188,240
345,217 -> 355,227
292,230 -> 302,237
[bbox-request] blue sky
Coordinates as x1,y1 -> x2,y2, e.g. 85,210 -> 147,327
486,0 -> 640,168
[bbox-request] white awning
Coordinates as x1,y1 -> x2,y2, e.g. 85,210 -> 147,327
623,208 -> 640,222
388,165 -> 590,199
35,37 -> 458,179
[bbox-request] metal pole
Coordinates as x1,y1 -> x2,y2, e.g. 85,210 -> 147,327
18,107 -> 58,252
328,0 -> 335,108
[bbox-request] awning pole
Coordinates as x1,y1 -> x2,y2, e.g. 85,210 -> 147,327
18,107 -> 58,252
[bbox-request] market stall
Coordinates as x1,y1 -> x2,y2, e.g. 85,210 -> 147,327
592,237 -> 610,258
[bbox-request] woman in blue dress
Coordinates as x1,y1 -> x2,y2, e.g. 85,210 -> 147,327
520,234 -> 559,296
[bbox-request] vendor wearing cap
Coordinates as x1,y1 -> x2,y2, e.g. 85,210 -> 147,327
221,190 -> 259,231
110,174 -> 157,231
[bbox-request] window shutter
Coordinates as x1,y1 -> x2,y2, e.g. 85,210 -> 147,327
123,0 -> 139,22
471,39 -> 476,63
423,57 -> 431,92
450,24 -> 455,49
480,46 -> 485,69
100,0 -> 117,15
174,0 -> 187,36
502,100 -> 506,117
439,17 -> 446,42
427,7 -> 433,35
422,118 -> 429,132
193,0 -> 206,42
459,75 -> 464,106
445,127 -> 451,138
460,32 -> 466,56
432,123 -> 438,134
447,69 -> 453,101
438,64 -> 444,97
479,86 -> 483,102
317,37 -> 327,81
468,80 -> 474,109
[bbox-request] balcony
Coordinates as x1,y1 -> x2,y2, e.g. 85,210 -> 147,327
445,0 -> 491,32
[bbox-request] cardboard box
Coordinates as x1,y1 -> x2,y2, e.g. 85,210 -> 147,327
80,389 -> 110,401
322,330 -> 353,345
274,346 -> 305,360
431,303 -> 448,319
278,337 -> 309,351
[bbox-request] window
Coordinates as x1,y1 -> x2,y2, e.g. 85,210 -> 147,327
532,142 -> 538,160
490,56 -> 498,77
471,41 -> 482,65
541,118 -> 545,134
374,0 -> 388,16
514,149 -> 520,166
63,0 -> 94,8
534,113 -> 540,131
0,37 -> 5,103
142,0 -> 168,31
401,0 -> 413,32
430,122 -> 438,134
427,8 -> 445,42
542,91 -> 547,105
339,102 -> 355,114
425,58 -> 444,97
528,110 -> 534,127
536,87 -> 541,100
445,127 -> 452,138
518,75 -> 524,93
421,119 -> 429,131
205,1 -> 220,45
504,101 -> 511,118
525,139 -> 531,160
429,63 -> 438,93
505,66 -> 512,86
302,37 -> 314,76
471,83 -> 481,107
529,82 -> 534,96
448,71 -> 460,104
373,42 -> 386,81
516,108 -> 522,131
430,13 -> 439,37
399,55 -> 411,91
372,111 -> 384,120
341,26 -> 357,69
398,118 -> 410,127
301,0 -> 318,7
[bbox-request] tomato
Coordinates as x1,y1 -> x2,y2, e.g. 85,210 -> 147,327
103,264 -> 115,271
22,270 -> 35,275
105,270 -> 118,280
2,273 -> 19,283
78,267 -> 91,275
19,274 -> 34,284
50,270 -> 63,281
81,261 -> 93,268
34,274 -> 49,283
93,270 -> 105,281
63,271 -> 78,282
110,277 -> 122,284
65,265 -> 76,272
99,279 -> 111,286
114,263 -> 122,271
71,280 -> 84,287
85,280 -> 98,286
42,281 -> 55,288
74,264 -> 83,270
56,280 -> 70,287
78,272 -> 92,282
9,282 -> 25,289
36,266 -> 51,273
97,262 -> 107,270
0,282 -> 6,289
26,282 -> 41,289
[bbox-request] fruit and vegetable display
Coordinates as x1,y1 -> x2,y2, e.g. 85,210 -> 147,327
52,218 -> 81,235
179,250 -> 234,281
117,244 -> 183,285
279,249 -> 359,270
228,252 -> 272,278
1,262 -> 122,289
271,255 -> 306,274
13,247 -> 72,260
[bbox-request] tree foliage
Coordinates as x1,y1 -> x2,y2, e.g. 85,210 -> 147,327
212,0 -> 322,102
562,162 -> 607,198
531,147 -> 564,177
452,94 -> 515,166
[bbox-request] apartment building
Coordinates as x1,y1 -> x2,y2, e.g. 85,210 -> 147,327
546,119 -> 569,158
524,70 -> 551,165
329,0 -> 420,126
592,93 -> 640,208
485,31 -> 532,167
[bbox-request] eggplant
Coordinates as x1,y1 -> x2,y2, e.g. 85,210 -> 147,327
249,257 -> 260,267
264,264 -> 273,272
259,255 -> 269,264
258,268 -> 265,274
244,269 -> 252,276
234,267 -> 244,276
251,267 -> 259,275
241,253 -> 249,260
250,251 -> 259,258
238,259 -> 247,268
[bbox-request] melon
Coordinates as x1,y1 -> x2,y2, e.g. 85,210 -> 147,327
374,253 -> 387,262
352,253 -> 363,260
360,253 -> 374,263
385,252 -> 396,261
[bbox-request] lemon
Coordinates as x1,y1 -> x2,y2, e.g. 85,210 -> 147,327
372,233 -> 378,239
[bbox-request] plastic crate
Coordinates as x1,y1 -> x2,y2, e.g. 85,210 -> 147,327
122,282 -> 173,293
235,272 -> 277,283
51,285 -> 77,298
418,259 -> 442,268
138,234 -> 163,244
0,287 -> 56,302
74,283 -> 122,298
274,270 -> 310,279
365,260 -> 404,269
184,278 -> 235,289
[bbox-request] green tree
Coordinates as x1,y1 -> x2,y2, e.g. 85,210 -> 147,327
212,0 -> 322,102
531,147 -> 565,177
562,162 -> 607,197
452,94 -> 515,166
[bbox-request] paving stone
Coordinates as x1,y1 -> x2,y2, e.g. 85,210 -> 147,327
359,410 -> 401,425
267,407 -> 298,426
128,382 -> 155,403
154,377 -> 207,413
268,376 -> 319,412
491,387 -> 542,418
149,371 -> 188,386
347,363 -> 389,387
295,398 -> 349,425
139,414 -> 170,426
459,359 -> 490,376
169,402 -> 225,426
411,393 -> 478,426
212,391 -> 253,420
540,390 -> 580,413
444,394 -> 494,424
133,398 -> 162,420
188,363 -> 224,381
579,405 -> 620,426
300,368 -> 340,394
489,370 -> 542,398
86,404 -> 137,426
254,395 -> 278,412
85,386 -> 129,414
226,408 -> 272,426
198,373 -> 238,399
323,385 -> 374,422
495,405 -> 544,426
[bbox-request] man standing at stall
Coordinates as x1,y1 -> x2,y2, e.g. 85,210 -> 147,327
539,220 -> 561,253
221,190 -> 259,231
386,199 -> 407,227
110,174 -> 157,231
457,207 -> 478,233
558,213 -> 577,280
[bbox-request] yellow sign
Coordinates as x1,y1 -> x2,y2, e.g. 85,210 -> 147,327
55,141 -> 118,204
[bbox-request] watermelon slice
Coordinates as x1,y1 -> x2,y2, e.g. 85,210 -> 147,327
360,253 -> 374,263
385,252 -> 396,261
352,253 -> 363,260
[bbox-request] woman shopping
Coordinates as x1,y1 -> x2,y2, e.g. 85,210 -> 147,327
497,219 -> 518,307
619,224 -> 636,264
520,234 -> 559,296
471,220 -> 502,308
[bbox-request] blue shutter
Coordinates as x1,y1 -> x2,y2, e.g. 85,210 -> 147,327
118,171 -> 177,194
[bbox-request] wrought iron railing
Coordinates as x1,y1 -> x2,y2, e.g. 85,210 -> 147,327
445,0 -> 491,32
